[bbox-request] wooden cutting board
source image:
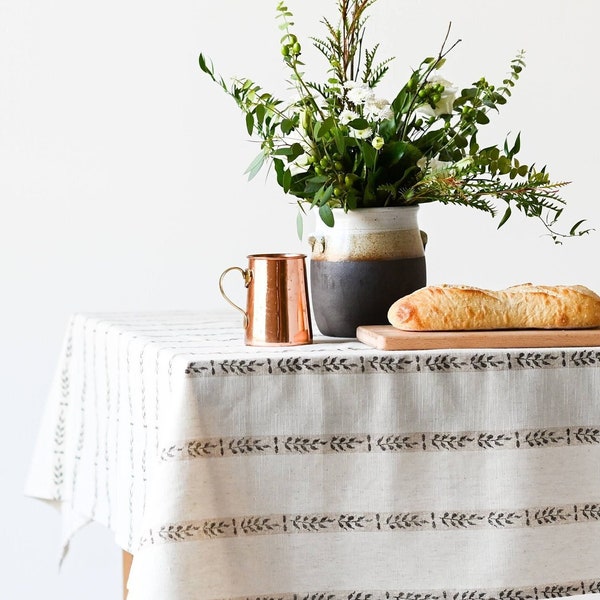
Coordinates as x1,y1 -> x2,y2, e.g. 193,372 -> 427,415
356,325 -> 600,350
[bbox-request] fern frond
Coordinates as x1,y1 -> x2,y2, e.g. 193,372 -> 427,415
364,57 -> 395,87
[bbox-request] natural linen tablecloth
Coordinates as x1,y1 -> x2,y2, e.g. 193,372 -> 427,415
26,311 -> 600,600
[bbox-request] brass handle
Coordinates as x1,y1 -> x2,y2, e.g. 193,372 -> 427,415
218,267 -> 253,328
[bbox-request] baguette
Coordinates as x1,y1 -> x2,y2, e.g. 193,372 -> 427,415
387,284 -> 600,331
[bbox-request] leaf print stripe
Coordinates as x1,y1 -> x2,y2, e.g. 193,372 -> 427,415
160,426 -> 600,461
185,349 -> 600,377
139,501 -> 600,547
52,317 -> 74,499
215,578 -> 600,600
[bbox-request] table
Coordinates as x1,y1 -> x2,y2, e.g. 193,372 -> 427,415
26,311 -> 600,600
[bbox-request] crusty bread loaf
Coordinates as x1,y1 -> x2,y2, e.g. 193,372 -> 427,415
387,284 -> 600,331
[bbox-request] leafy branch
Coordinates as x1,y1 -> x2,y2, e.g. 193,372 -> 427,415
198,0 -> 591,242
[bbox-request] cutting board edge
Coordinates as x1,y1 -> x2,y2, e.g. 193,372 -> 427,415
356,325 -> 600,351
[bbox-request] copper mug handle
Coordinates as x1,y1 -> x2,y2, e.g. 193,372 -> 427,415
219,266 -> 253,328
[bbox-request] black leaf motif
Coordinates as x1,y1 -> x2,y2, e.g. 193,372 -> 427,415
487,511 -> 522,528
581,504 -> 600,521
452,592 -> 486,600
470,354 -> 505,370
533,507 -> 571,525
159,523 -> 201,541
284,436 -> 328,453
586,582 -> 600,594
423,356 -> 468,371
277,357 -> 314,373
219,359 -> 265,374
497,590 -> 530,600
431,433 -> 474,450
185,364 -> 209,375
478,433 -> 512,449
569,350 -> 600,366
376,435 -> 420,451
329,436 -> 365,452
574,427 -> 600,444
240,517 -> 279,534
540,585 -> 579,598
386,513 -> 429,529
202,520 -> 230,538
441,512 -> 484,528
524,430 -> 564,447
368,356 -> 413,372
322,357 -> 357,372
515,352 -> 559,368
338,514 -> 370,530
187,440 -> 219,457
347,593 -> 373,600
228,438 -> 271,455
291,515 -> 336,531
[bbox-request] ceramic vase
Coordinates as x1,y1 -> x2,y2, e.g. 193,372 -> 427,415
309,206 -> 426,337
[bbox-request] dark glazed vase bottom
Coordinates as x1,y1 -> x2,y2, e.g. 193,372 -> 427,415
310,256 -> 426,337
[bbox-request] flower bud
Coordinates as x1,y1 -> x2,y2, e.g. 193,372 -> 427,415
371,136 -> 384,150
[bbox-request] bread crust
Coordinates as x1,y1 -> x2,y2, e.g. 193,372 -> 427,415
387,284 -> 600,331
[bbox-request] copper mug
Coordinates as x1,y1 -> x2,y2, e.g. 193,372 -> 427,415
219,253 -> 313,346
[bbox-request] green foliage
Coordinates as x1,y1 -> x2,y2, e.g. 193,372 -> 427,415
199,0 -> 590,242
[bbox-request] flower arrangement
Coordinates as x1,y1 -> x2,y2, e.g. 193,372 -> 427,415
199,0 -> 589,242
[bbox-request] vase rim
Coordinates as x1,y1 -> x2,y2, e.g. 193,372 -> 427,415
331,206 -> 419,213
316,205 -> 420,232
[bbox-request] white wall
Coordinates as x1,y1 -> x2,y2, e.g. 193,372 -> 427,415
1,0 -> 598,597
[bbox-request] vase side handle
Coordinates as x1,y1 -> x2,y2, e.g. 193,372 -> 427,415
308,235 -> 326,254
420,230 -> 428,250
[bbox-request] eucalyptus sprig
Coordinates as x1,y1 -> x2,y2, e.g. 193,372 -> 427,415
199,0 -> 591,242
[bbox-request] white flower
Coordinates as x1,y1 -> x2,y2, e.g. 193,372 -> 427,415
364,97 -> 393,121
371,136 -> 384,150
288,140 -> 314,175
289,159 -> 310,176
339,109 -> 359,125
350,126 -> 373,140
417,156 -> 452,173
416,74 -> 458,117
344,81 -> 374,105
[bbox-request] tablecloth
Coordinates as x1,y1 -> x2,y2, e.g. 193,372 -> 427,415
26,311 -> 600,600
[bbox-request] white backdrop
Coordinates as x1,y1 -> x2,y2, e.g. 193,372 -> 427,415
1,0 -> 599,597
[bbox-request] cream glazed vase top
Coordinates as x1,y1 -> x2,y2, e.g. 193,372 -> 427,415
308,206 -> 427,338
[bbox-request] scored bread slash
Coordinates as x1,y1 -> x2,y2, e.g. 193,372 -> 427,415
387,284 -> 600,331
